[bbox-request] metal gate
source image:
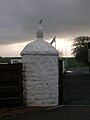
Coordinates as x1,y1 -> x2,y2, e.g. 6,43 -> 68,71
0,63 -> 23,107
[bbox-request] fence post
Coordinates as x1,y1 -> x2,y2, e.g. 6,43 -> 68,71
58,58 -> 63,105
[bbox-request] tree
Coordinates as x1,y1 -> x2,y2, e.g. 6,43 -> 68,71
72,36 -> 90,65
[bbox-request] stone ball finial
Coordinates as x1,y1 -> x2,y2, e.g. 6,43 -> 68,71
36,19 -> 44,39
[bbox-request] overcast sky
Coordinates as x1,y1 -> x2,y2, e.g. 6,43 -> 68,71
0,0 -> 90,56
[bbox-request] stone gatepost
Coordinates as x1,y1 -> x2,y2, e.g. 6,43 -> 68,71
20,21 -> 59,106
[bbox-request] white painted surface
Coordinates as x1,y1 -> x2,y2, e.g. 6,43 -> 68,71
21,38 -> 59,106
10,59 -> 22,64
63,60 -> 65,73
20,38 -> 58,55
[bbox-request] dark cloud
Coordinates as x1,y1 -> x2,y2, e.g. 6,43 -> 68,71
0,0 -> 90,45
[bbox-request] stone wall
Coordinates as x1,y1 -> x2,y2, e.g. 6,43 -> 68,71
22,54 -> 59,106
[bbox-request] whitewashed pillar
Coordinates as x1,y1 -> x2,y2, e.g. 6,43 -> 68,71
20,21 -> 59,106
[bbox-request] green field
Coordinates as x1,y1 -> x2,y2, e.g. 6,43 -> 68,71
62,57 -> 85,68
0,57 -> 88,68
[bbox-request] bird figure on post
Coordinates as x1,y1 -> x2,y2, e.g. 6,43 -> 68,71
36,19 -> 44,39
39,19 -> 43,24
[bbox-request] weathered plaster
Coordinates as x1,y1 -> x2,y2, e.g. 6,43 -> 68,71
21,38 -> 59,106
